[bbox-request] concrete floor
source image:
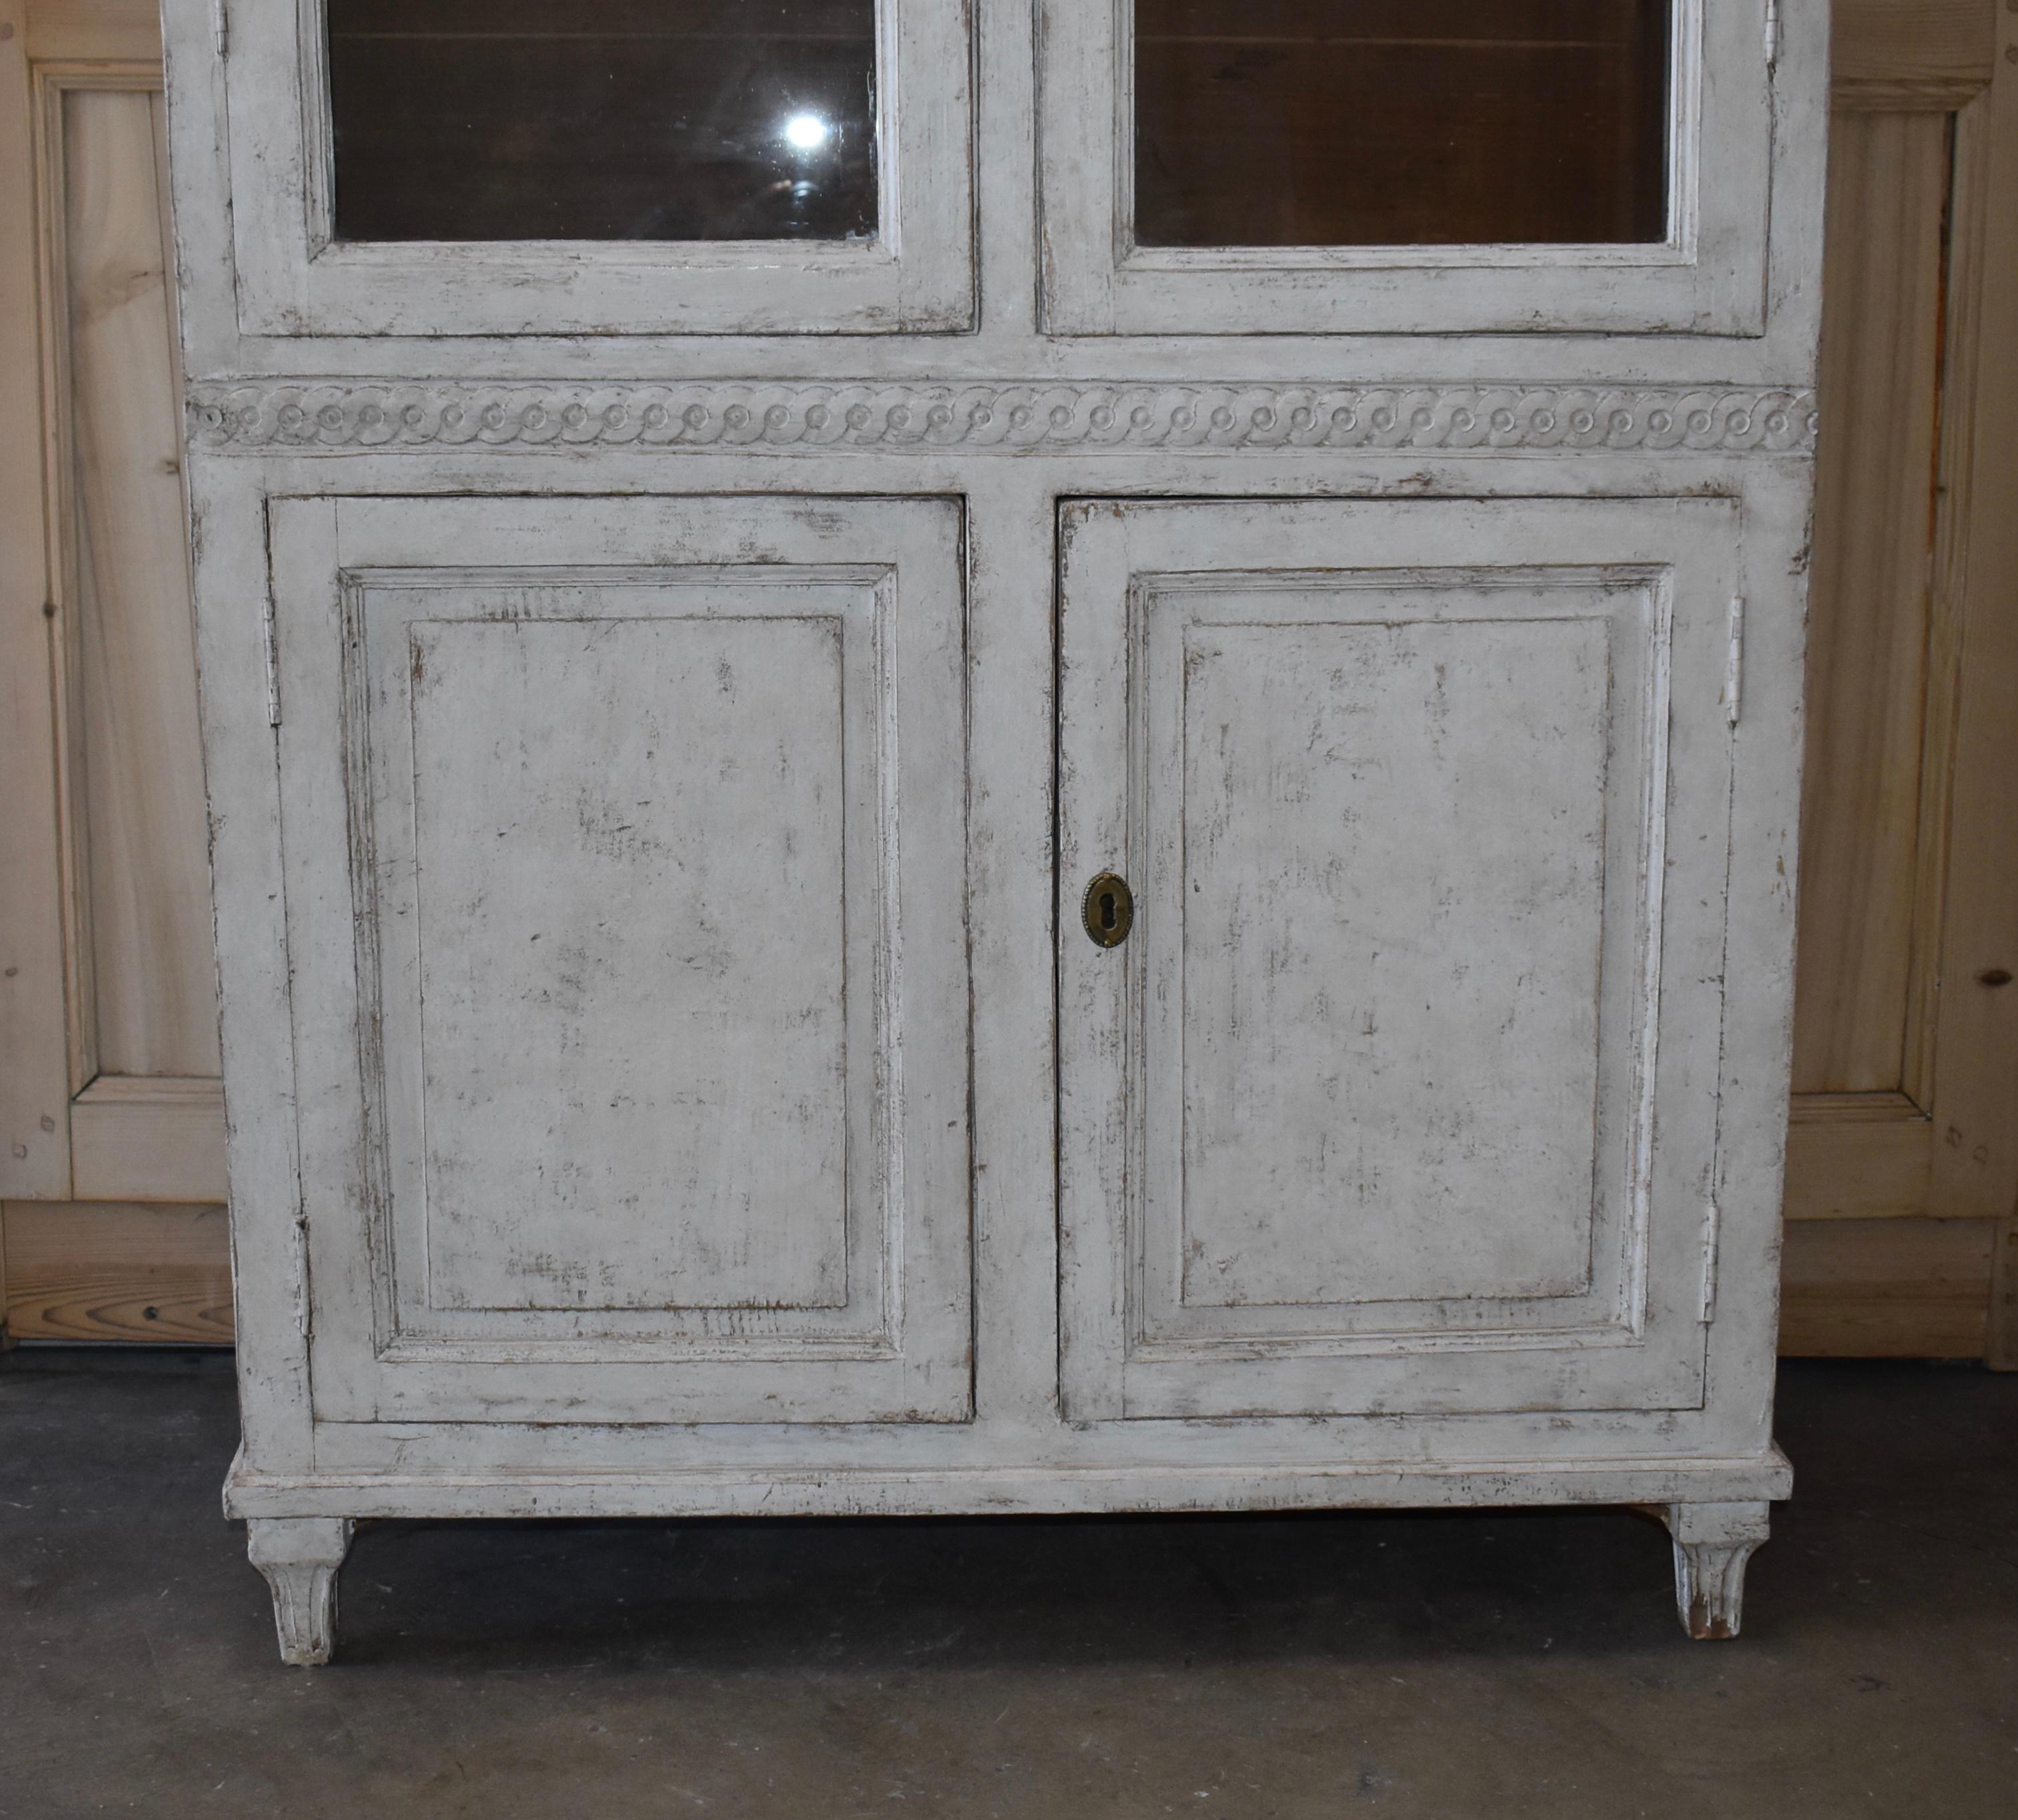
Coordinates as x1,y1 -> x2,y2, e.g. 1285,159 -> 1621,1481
1,1353 -> 2012,1819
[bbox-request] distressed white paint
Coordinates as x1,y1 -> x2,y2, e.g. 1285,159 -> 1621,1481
161,0 -> 1830,1661
404,612 -> 852,1314
1177,614 -> 1610,1307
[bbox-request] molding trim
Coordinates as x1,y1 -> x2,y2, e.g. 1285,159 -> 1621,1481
189,382 -> 1819,455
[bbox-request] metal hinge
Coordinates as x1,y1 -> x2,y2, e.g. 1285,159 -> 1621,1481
1724,595 -> 1745,727
1765,0 -> 1781,69
262,588 -> 281,726
1699,1198 -> 1723,1322
212,0 -> 228,57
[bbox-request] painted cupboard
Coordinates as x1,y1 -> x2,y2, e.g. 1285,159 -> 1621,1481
159,0 -> 1829,1661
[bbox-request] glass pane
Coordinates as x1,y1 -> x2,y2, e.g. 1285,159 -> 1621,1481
1135,0 -> 1671,248
326,0 -> 878,242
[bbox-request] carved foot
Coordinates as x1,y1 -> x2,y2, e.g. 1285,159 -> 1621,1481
1662,1501 -> 1769,1640
247,1517 -> 354,1665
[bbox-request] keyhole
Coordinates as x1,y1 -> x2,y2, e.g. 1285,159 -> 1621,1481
1083,871 -> 1132,948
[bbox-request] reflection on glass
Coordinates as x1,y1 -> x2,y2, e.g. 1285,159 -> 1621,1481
327,0 -> 877,242
1135,1 -> 1671,249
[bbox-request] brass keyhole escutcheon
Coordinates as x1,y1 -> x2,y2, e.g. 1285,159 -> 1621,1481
1082,871 -> 1134,949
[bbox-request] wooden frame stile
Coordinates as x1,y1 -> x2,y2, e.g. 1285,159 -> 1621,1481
0,0 -> 72,1218
1951,5 -> 2018,1368
187,451 -> 315,1476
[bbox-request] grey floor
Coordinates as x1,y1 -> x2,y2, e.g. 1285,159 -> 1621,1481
1,1353 -> 2012,1819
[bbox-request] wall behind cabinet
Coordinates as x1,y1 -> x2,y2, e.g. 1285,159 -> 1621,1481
0,0 -> 229,1342
1,0 -> 2013,1357
1780,0 -> 2018,1361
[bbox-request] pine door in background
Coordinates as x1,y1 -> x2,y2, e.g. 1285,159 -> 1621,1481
0,0 -> 229,1341
1778,0 -> 2018,1361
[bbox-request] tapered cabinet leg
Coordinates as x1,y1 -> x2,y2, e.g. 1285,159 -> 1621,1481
1661,1501 -> 1769,1640
246,1517 -> 355,1665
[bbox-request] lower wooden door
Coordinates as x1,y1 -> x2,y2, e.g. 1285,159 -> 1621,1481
1057,497 -> 1745,1419
265,494 -> 972,1424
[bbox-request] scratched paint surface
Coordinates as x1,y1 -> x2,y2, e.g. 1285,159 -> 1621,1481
1174,611 -> 1610,1308
406,612 -> 849,1312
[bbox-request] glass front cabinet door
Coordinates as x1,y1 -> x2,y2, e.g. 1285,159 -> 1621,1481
1042,0 -> 1779,334
165,0 -> 1827,1662
215,0 -> 973,333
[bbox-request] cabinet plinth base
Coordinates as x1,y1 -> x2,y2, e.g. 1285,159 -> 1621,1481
229,1454 -> 1788,1661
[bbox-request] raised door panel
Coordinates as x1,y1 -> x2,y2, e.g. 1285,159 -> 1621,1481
1172,611 -> 1616,1311
60,85 -> 217,1083
269,496 -> 969,1423
1058,498 -> 1740,1419
387,609 -> 855,1321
